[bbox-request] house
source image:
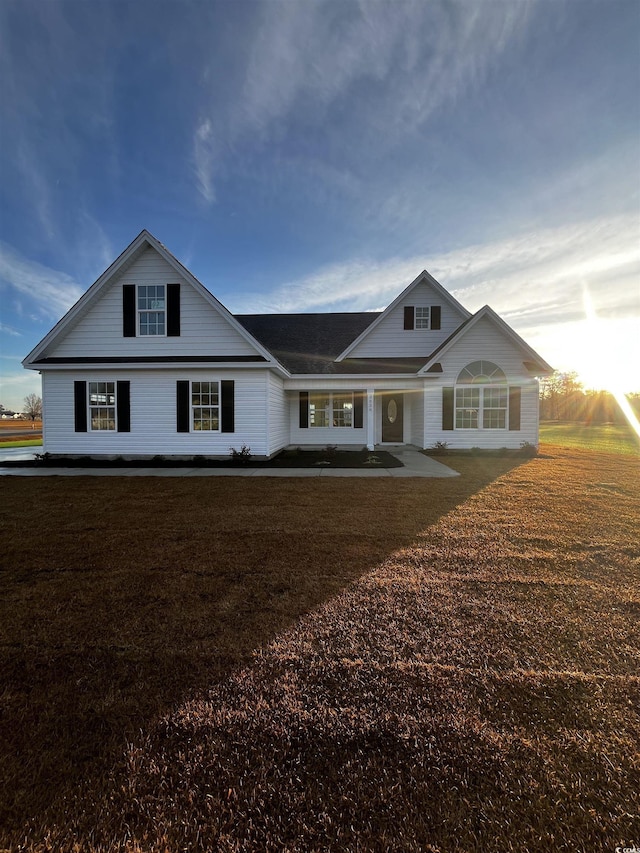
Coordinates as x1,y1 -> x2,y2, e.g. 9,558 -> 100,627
23,230 -> 552,458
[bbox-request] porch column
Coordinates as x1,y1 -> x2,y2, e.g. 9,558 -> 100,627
366,388 -> 375,451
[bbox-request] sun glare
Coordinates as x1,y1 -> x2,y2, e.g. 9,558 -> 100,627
581,284 -> 640,441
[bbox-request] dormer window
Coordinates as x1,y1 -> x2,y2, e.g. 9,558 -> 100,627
123,284 -> 180,337
415,307 -> 430,329
403,305 -> 441,330
138,285 -> 166,335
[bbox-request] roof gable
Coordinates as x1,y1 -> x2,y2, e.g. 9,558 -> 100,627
23,231 -> 280,368
336,270 -> 471,361
419,305 -> 553,376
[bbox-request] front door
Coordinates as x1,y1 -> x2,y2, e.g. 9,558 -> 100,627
381,393 -> 404,442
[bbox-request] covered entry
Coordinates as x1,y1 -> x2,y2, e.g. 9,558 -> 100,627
381,392 -> 404,442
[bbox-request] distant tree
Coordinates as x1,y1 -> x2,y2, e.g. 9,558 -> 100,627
23,393 -> 42,422
540,371 -> 583,421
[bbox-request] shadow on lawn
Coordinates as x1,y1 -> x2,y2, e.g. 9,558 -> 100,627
0,456 -> 524,845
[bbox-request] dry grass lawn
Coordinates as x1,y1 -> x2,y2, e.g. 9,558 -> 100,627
0,446 -> 638,852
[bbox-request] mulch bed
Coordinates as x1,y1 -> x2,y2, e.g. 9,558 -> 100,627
1,448 -> 403,469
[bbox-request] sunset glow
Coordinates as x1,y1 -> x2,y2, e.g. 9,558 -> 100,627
581,285 -> 640,440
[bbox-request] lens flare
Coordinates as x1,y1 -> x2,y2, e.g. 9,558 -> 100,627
582,284 -> 640,442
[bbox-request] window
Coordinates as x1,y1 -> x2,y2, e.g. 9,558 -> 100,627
192,381 -> 219,431
483,388 -> 508,429
309,393 -> 329,427
455,361 -> 508,430
457,360 -> 506,384
415,307 -> 430,329
309,392 -> 354,428
138,285 -> 165,335
455,387 -> 479,429
332,393 -> 353,427
89,381 -> 116,430
404,305 -> 441,330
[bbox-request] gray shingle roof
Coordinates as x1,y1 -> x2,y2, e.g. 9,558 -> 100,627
236,312 -> 434,375
236,312 -> 370,373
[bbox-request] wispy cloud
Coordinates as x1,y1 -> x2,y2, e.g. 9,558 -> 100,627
192,1 -> 531,202
237,1 -> 530,141
0,242 -> 84,320
193,119 -> 217,204
0,323 -> 22,337
229,214 -> 640,329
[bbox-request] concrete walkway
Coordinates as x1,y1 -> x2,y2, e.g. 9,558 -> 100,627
0,446 -> 459,478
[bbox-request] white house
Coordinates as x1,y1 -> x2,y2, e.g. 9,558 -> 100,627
23,230 -> 552,458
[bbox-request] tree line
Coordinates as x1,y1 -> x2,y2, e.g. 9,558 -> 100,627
539,371 -> 640,423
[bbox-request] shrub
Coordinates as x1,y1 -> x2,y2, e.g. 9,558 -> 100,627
430,440 -> 449,455
229,444 -> 252,464
519,441 -> 538,457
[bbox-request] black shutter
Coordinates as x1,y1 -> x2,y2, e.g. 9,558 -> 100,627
167,284 -> 180,336
431,306 -> 441,330
442,387 -> 454,431
176,381 -> 190,432
299,392 -> 309,428
353,391 -> 364,429
221,380 -> 235,432
509,386 -> 521,430
74,381 -> 87,432
404,306 -> 415,330
117,381 -> 130,432
123,285 -> 136,337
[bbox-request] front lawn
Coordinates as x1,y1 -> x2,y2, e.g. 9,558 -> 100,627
0,448 -> 638,851
540,420 -> 640,456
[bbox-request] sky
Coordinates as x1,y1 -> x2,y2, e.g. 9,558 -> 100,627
1,0 -> 639,411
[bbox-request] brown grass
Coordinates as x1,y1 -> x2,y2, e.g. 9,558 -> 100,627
0,445 -> 638,851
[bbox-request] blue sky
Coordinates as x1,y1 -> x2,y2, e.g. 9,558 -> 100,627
1,0 -> 639,410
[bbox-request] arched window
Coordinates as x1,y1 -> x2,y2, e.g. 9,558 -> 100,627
456,361 -> 506,384
455,361 -> 508,429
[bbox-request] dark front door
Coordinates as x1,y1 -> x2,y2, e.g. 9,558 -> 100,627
381,393 -> 404,442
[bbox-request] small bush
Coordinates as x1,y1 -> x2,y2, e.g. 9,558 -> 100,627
324,444 -> 338,458
519,441 -> 538,457
430,441 -> 449,455
229,444 -> 252,464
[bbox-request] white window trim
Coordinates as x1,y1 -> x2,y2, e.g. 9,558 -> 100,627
191,379 -> 221,433
309,391 -> 355,429
414,306 -> 431,330
88,380 -> 117,431
454,384 -> 509,430
137,284 -> 167,337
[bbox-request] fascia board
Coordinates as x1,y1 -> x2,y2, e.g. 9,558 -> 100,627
282,374 -> 428,386
335,270 -> 472,362
28,360 -> 290,374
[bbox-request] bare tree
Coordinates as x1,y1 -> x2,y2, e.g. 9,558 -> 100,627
23,393 -> 42,422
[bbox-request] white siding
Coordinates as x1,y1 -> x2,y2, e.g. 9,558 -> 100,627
46,247 -> 260,359
42,369 -> 271,456
267,373 -> 289,455
423,316 -> 540,449
347,281 -> 466,358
